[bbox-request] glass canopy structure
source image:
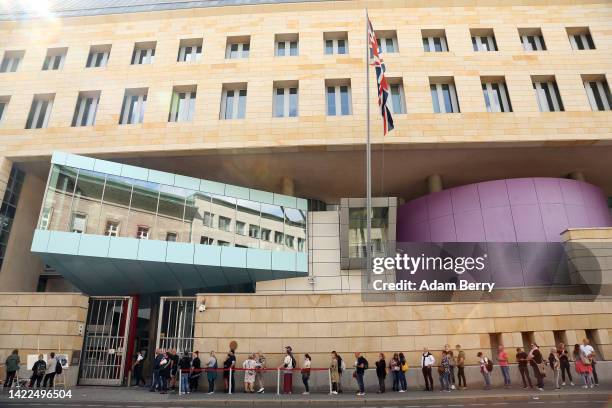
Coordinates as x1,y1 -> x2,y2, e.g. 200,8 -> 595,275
31,152 -> 308,295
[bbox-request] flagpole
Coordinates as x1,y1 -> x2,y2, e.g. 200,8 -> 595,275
365,8 -> 372,282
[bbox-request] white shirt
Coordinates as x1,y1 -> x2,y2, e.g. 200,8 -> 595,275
283,354 -> 293,373
580,344 -> 594,357
421,353 -> 435,367
45,357 -> 57,374
303,359 -> 311,369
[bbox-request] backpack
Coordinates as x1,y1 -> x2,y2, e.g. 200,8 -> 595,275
35,361 -> 46,376
486,358 -> 493,372
291,355 -> 296,369
362,358 -> 369,370
55,359 -> 63,375
339,357 -> 345,373
401,361 -> 408,372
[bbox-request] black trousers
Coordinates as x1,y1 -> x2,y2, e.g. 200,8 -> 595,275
519,365 -> 532,388
29,374 -> 43,388
422,366 -> 434,391
457,366 -> 466,387
43,373 -> 55,388
592,361 -> 598,385
531,365 -> 544,388
189,374 -> 200,391
377,375 -> 385,393
560,361 -> 572,382
3,371 -> 16,388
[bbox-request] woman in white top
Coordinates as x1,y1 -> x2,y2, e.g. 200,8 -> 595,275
243,354 -> 256,392
301,354 -> 312,395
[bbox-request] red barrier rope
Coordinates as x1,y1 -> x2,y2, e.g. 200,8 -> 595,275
184,367 -> 329,372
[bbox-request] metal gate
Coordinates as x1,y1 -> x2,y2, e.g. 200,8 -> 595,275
79,297 -> 132,385
156,297 -> 196,353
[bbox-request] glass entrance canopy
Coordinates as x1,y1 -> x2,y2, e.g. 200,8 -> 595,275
31,152 -> 308,295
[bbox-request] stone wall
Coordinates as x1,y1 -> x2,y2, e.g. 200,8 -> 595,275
0,292 -> 88,387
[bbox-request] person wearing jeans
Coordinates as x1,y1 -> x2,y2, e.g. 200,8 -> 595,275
354,352 -> 367,396
301,354 -> 311,395
440,351 -> 451,392
548,348 -> 561,389
497,345 -> 511,388
389,354 -> 400,391
375,353 -> 386,393
477,352 -> 491,390
528,344 -> 545,390
398,352 -> 408,392
421,348 -> 435,392
516,347 -> 533,389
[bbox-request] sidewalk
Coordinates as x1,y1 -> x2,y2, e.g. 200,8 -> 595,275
2,383 -> 610,406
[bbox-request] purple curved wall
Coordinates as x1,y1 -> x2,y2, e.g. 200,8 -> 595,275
397,178 -> 612,243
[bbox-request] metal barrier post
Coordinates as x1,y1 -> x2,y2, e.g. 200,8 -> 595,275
328,368 -> 332,394
228,367 -> 232,395
276,368 -> 280,395
178,369 -> 181,395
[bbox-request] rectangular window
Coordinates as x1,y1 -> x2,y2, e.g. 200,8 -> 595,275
430,79 -> 460,113
42,48 -> 67,71
40,207 -> 53,230
177,38 -> 203,62
274,231 -> 284,244
218,240 -> 230,247
26,94 -> 55,129
375,31 -> 399,54
567,27 -> 595,50
236,221 -> 246,235
203,212 -> 214,227
221,85 -> 247,119
471,29 -> 498,51
389,82 -> 406,114
169,86 -> 196,122
422,30 -> 448,52
326,81 -> 352,116
136,226 -> 150,239
297,237 -> 305,251
0,50 -> 25,73
273,85 -> 298,117
86,44 -> 111,68
532,78 -> 564,112
481,79 -> 512,112
261,228 -> 271,241
275,34 -> 299,56
72,91 -> 100,127
285,234 -> 294,248
583,76 -> 611,111
225,36 -> 250,59
71,212 -> 87,233
218,216 -> 232,232
166,232 -> 177,242
131,42 -> 156,65
519,29 -> 546,51
119,88 -> 148,124
105,220 -> 120,237
324,32 -> 349,55
249,224 -> 260,238
200,236 -> 213,245
0,96 -> 9,123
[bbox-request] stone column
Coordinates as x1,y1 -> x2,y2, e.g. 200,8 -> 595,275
427,174 -> 443,193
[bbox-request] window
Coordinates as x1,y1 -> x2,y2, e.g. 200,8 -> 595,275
481,78 -> 512,112
225,36 -> 250,59
0,50 -> 24,73
200,236 -> 213,245
388,81 -> 406,114
249,224 -> 260,238
71,213 -> 87,233
582,76 -> 611,111
375,31 -> 399,53
236,221 -> 246,235
261,228 -> 271,241
326,80 -> 352,116
218,240 -> 230,246
273,83 -> 298,117
105,220 -> 119,237
324,32 -> 348,55
422,30 -> 448,52
285,235 -> 294,248
119,88 -> 148,124
86,44 -> 111,68
274,231 -> 284,244
39,207 -> 53,230
430,78 -> 460,113
72,91 -> 100,127
0,96 -> 9,123
131,42 -> 156,65
532,77 -> 564,112
42,48 -> 67,71
471,29 -> 498,51
221,84 -> 247,119
166,232 -> 177,242
177,38 -> 203,62
25,94 -> 55,129
169,86 -> 196,122
203,212 -> 214,227
297,237 -> 305,251
275,34 -> 298,56
519,28 -> 546,51
218,216 -> 232,232
136,226 -> 149,239
567,27 -> 595,50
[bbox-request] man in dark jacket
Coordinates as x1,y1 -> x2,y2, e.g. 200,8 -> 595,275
29,354 -> 46,388
190,351 -> 201,391
159,352 -> 172,394
150,349 -> 163,392
528,344 -> 545,390
4,349 -> 20,388
178,351 -> 192,394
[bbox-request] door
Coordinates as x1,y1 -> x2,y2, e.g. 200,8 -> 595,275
156,297 -> 196,353
79,297 -> 132,385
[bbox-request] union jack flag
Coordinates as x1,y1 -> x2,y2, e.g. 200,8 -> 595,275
368,17 -> 394,135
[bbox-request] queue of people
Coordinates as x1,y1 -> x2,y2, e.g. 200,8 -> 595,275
1,350 -> 63,390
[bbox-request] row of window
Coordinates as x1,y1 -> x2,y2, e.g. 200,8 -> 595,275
0,26 -> 598,73
1,75 -> 609,128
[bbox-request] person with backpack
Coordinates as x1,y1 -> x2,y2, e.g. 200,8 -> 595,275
548,348 -> 561,389
330,351 -> 340,395
353,351 -> 368,396
389,353 -> 400,391
421,347 -> 435,392
280,346 -> 295,394
3,349 -> 20,389
497,345 -> 511,388
528,343 -> 545,391
398,352 -> 408,392
29,354 -> 46,388
375,353 -> 386,393
42,352 -> 57,388
178,350 -> 192,394
477,352 -> 492,390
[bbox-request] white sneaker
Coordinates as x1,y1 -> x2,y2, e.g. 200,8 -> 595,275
582,385 -> 588,389
302,391 -> 309,395
331,391 -> 338,395
570,382 -> 574,386
207,391 -> 214,394
561,382 -> 565,386
589,384 -> 594,388
257,388 -> 264,393
399,389 -> 406,393
451,385 -> 456,390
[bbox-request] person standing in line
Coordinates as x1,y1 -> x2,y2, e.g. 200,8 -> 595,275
29,354 -> 46,388
527,343 -> 545,391
336,352 -> 344,393
169,348 -> 179,391
440,350 -> 451,392
150,349 -> 163,392
42,352 -> 57,388
516,347 -> 533,389
254,351 -> 266,393
280,346 -> 295,394
557,343 -> 573,386
159,351 -> 172,394
190,351 -> 201,392
243,354 -> 256,393
580,339 -> 597,387
223,351 -> 236,393
497,345 -> 511,388
398,352 -> 408,392
375,353 -> 386,394
354,351 -> 368,396
179,350 -> 192,395
477,352 -> 492,390
301,353 -> 311,395
3,349 -> 20,389
389,353 -> 400,391
421,347 -> 435,392
205,351 -> 217,394
448,350 -> 456,390
548,348 -> 561,390
455,345 -> 466,390
330,351 -> 340,395
132,350 -> 146,387
573,343 -> 592,389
